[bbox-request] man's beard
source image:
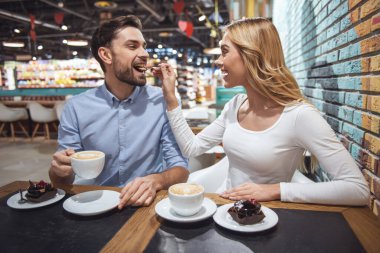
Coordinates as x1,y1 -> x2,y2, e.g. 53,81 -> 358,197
114,62 -> 146,87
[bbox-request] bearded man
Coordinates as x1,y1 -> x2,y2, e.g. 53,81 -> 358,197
49,15 -> 188,209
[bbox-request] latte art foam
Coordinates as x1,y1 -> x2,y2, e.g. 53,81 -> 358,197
169,183 -> 203,195
71,151 -> 103,160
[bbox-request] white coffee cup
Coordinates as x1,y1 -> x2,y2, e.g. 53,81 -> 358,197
168,183 -> 204,216
71,150 -> 105,179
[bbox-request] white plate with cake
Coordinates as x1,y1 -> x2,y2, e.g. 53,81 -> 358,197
7,180 -> 65,209
213,200 -> 278,232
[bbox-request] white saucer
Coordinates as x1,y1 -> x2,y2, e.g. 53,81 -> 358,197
213,203 -> 278,232
155,197 -> 217,223
63,190 -> 119,216
7,189 -> 66,209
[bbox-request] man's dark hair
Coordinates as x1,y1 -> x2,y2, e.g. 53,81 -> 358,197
91,15 -> 143,72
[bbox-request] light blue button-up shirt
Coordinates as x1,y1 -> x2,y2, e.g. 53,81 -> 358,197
58,84 -> 188,187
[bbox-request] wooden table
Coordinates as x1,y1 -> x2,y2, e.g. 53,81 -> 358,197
1,181 -> 380,253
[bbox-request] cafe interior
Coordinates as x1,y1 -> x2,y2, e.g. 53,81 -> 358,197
0,0 -> 379,252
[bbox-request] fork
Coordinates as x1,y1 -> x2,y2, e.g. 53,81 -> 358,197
18,189 -> 27,204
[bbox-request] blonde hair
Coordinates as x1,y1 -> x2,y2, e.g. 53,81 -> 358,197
225,17 -> 304,106
225,17 -> 317,173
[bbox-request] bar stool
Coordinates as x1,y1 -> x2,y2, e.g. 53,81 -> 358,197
28,102 -> 58,140
0,102 -> 29,141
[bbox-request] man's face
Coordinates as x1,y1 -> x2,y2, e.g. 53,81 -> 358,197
109,27 -> 149,86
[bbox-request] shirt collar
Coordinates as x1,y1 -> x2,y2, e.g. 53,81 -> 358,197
100,83 -> 143,105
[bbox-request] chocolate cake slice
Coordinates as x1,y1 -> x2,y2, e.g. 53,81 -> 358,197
228,199 -> 266,225
25,180 -> 57,203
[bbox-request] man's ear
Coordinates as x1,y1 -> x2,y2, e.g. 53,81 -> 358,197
98,47 -> 112,65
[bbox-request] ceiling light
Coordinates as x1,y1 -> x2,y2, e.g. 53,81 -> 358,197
164,56 -> 169,60
187,58 -> 193,63
61,25 -> 68,31
2,41 -> 25,48
157,44 -> 163,49
158,32 -> 173,37
14,28 -> 21,33
37,45 -> 43,50
198,15 -> 206,22
153,54 -> 158,59
32,56 -> 37,61
178,53 -> 183,57
94,1 -> 118,9
67,39 -> 88,47
72,51 -> 78,56
203,47 -> 221,55
62,39 -> 68,44
58,1 -> 64,8
172,50 -> 177,54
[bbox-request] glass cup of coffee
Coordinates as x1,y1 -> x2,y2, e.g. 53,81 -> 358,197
71,151 -> 105,179
168,183 -> 205,216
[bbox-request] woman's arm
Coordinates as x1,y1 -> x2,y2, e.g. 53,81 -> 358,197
155,63 -> 228,157
281,105 -> 369,206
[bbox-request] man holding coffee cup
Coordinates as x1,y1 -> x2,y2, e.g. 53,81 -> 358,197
49,15 -> 189,209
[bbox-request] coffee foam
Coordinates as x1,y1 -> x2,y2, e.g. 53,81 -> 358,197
72,151 -> 103,160
169,183 -> 203,195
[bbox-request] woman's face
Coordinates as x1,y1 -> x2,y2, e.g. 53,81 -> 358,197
215,32 -> 248,88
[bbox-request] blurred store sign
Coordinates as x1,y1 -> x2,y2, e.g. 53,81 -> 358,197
226,0 -> 272,20
15,55 -> 32,61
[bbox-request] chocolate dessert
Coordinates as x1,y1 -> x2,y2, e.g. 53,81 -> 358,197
228,199 -> 266,225
25,180 -> 57,203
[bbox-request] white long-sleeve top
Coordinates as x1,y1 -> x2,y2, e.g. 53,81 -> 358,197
167,94 -> 369,206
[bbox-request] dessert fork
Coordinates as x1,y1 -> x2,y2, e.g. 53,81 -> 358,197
18,189 -> 27,204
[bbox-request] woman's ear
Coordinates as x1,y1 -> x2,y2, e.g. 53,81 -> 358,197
98,47 -> 112,65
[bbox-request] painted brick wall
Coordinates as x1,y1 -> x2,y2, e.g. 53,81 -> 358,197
273,0 -> 380,217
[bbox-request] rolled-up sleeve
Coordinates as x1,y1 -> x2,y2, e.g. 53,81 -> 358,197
160,117 -> 188,171
57,100 -> 83,152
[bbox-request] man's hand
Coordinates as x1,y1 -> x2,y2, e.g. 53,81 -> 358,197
118,175 -> 160,209
118,167 -> 189,209
49,149 -> 75,185
220,182 -> 281,202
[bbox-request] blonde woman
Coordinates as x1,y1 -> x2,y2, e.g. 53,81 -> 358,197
154,18 -> 369,206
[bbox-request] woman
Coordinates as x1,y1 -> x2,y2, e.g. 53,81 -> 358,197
154,18 -> 369,206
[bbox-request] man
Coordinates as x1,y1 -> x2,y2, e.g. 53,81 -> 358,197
49,15 -> 189,209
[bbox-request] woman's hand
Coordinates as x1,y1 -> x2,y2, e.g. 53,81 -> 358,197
220,182 -> 281,201
152,63 -> 178,111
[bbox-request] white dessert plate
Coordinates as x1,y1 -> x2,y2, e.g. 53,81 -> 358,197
63,190 -> 119,216
155,197 -> 217,223
213,203 -> 278,232
7,189 -> 66,209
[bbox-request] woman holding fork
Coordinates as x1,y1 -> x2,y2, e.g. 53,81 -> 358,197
153,17 -> 369,206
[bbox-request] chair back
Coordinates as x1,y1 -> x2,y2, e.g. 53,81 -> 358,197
28,102 -> 58,123
55,102 -> 65,120
0,102 -> 28,122
188,156 -> 229,193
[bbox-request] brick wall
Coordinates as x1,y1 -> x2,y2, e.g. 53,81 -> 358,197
273,0 -> 380,216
